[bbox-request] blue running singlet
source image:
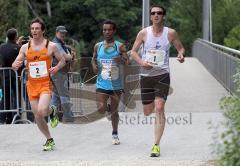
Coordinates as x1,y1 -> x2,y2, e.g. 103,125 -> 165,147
96,40 -> 123,90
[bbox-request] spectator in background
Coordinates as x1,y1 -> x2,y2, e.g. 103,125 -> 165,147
0,28 -> 20,124
18,35 -> 34,122
51,25 -> 74,122
17,36 -> 31,46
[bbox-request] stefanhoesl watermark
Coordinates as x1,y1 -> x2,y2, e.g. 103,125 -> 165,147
119,112 -> 192,125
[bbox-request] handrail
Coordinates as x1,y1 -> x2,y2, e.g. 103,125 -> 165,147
197,38 -> 240,59
193,39 -> 240,95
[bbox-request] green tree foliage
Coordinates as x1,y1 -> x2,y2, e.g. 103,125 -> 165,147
0,0 -> 30,40
213,0 -> 240,45
1,0 -> 239,56
0,0 -> 10,40
24,0 -> 143,56
224,25 -> 240,50
0,0 -> 203,56
52,0 -> 142,56
16,0 -> 30,36
166,0 -> 202,56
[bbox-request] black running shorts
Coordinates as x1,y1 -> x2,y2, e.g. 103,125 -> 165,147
140,73 -> 170,105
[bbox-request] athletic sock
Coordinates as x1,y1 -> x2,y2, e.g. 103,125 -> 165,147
112,131 -> 118,135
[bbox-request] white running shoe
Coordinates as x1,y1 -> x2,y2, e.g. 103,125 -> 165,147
112,134 -> 120,145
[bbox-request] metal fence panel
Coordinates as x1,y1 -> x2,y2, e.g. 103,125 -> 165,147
0,67 -> 20,124
192,39 -> 240,95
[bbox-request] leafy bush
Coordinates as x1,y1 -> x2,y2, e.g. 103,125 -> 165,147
218,65 -> 240,166
224,25 -> 240,50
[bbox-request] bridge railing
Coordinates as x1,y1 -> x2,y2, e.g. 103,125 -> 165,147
192,38 -> 240,95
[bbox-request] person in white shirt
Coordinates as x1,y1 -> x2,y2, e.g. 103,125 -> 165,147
131,4 -> 185,157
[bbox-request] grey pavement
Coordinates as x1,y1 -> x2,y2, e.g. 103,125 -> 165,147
0,58 -> 228,165
0,112 -> 221,165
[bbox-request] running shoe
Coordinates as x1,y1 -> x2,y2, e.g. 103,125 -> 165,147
43,138 -> 55,151
150,144 -> 160,157
112,134 -> 120,145
50,105 -> 59,128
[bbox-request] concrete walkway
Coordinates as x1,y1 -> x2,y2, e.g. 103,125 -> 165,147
0,58 -> 229,165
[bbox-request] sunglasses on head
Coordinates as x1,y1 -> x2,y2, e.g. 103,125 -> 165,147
151,11 -> 164,15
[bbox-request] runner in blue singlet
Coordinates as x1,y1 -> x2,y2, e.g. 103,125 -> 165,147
91,20 -> 128,145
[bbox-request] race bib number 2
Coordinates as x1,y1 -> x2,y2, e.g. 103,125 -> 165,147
145,49 -> 166,66
29,61 -> 48,78
100,59 -> 119,80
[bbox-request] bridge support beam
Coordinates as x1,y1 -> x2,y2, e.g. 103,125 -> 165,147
203,0 -> 212,41
142,0 -> 150,28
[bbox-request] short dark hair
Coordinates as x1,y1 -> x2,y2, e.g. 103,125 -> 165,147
150,5 -> 166,15
103,20 -> 117,30
7,28 -> 18,41
30,17 -> 46,31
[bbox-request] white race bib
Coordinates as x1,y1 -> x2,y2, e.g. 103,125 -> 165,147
145,49 -> 166,66
29,61 -> 48,78
100,59 -> 119,80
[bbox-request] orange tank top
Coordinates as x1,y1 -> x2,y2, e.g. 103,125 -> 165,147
27,40 -> 52,82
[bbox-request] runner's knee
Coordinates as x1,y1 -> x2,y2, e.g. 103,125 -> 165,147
143,109 -> 152,116
35,111 -> 45,119
155,104 -> 165,113
97,102 -> 106,114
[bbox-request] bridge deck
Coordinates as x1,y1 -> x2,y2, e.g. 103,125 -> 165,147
0,58 -> 228,165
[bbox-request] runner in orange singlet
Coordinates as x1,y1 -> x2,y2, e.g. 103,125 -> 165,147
26,40 -> 53,101
12,17 -> 65,151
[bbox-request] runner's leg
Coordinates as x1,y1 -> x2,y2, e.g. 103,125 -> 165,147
31,93 -> 52,139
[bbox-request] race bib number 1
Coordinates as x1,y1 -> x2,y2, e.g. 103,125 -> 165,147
145,49 -> 166,66
29,61 -> 48,78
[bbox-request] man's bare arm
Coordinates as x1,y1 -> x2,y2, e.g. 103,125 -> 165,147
91,43 -> 98,74
131,30 -> 144,65
12,44 -> 26,70
115,44 -> 129,65
169,28 -> 185,63
62,51 -> 73,61
131,29 -> 153,69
